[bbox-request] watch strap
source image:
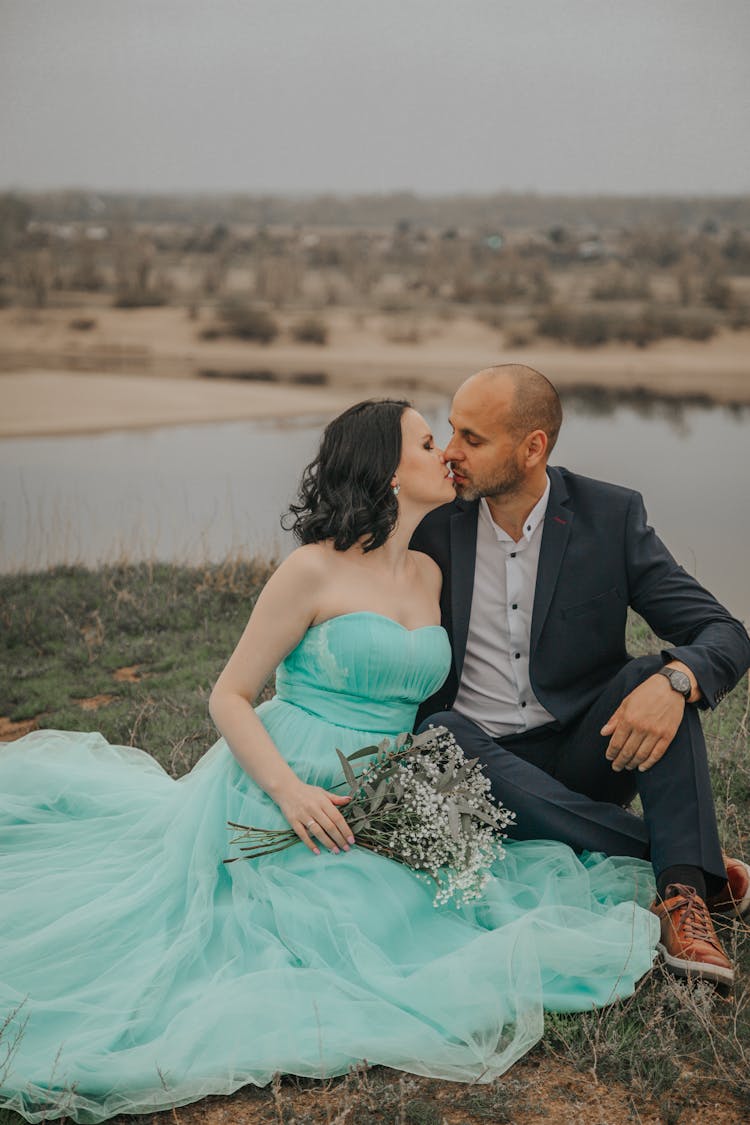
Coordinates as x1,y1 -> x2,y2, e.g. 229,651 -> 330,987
657,667 -> 691,699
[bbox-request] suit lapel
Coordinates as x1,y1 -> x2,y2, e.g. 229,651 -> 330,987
531,468 -> 573,653
449,501 -> 479,678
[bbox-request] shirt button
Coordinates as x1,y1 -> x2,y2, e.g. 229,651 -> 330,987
511,603 -> 518,610
521,701 -> 527,708
509,551 -> 516,558
514,652 -> 521,659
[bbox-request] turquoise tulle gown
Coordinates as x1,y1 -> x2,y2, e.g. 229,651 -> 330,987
1,613 -> 660,1122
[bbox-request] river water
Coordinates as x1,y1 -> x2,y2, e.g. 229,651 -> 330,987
1,393 -> 747,621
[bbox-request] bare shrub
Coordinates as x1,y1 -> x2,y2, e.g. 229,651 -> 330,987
383,317 -> 421,344
201,249 -> 231,297
529,264 -> 554,304
641,307 -> 716,343
626,227 -> 684,268
591,265 -> 651,301
703,271 -> 734,311
113,231 -> 169,308
68,317 -> 97,331
675,258 -> 699,306
0,192 -> 32,253
114,287 -> 168,308
504,320 -> 537,348
537,305 -> 609,346
13,249 -> 54,307
254,255 -> 303,308
662,308 -> 716,341
476,309 -> 505,331
215,299 -> 279,343
291,316 -> 328,345
729,304 -> 750,330
723,228 -> 750,271
379,296 -> 414,314
536,304 -> 717,347
69,239 -> 107,292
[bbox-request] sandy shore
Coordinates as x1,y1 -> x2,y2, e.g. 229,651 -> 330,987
1,306 -> 748,436
0,371 -> 367,438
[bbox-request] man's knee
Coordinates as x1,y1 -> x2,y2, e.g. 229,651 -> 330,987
607,655 -> 704,743
614,654 -> 665,694
417,709 -> 479,741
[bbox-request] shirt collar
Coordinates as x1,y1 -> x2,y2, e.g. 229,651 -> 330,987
479,476 -> 551,544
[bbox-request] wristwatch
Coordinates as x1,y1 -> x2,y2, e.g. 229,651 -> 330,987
657,667 -> 692,700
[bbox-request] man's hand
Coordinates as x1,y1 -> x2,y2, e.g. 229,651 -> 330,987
600,674 -> 687,773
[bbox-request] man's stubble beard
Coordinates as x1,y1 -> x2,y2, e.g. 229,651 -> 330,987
452,456 -> 526,503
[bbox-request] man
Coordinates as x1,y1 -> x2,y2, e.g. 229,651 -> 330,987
412,364 -> 750,985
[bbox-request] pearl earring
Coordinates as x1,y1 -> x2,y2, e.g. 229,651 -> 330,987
392,483 -> 400,497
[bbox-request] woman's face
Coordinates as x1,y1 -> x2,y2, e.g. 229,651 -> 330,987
395,408 -> 454,507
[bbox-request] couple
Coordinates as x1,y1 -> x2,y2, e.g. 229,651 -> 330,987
1,364 -> 749,1122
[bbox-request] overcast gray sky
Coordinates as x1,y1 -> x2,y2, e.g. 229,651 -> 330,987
2,0 -> 749,196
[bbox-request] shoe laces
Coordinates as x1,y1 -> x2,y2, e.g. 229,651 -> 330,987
663,883 -> 722,950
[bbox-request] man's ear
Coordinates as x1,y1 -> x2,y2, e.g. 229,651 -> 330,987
525,429 -> 548,467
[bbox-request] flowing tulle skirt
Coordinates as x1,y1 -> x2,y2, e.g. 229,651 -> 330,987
0,707 -> 658,1122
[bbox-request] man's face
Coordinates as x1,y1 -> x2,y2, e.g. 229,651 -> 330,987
444,376 -> 526,501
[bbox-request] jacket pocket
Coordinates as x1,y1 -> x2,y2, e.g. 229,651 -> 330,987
560,587 -> 623,619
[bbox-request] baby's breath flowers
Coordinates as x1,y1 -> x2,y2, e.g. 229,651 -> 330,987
226,725 -> 515,907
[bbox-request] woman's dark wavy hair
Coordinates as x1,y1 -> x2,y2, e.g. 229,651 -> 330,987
283,399 -> 411,552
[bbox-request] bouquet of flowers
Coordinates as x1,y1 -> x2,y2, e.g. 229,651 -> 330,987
226,725 -> 515,906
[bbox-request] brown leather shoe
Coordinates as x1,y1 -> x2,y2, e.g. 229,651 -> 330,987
651,883 -> 734,986
707,855 -> 750,919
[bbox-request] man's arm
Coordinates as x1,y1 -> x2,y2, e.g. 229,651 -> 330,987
601,491 -> 750,772
624,491 -> 750,708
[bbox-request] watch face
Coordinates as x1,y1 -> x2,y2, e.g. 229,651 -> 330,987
668,670 -> 691,696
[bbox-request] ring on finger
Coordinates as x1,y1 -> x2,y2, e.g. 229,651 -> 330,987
306,819 -> 316,829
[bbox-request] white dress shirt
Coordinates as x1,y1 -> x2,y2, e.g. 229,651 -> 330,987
453,479 -> 556,737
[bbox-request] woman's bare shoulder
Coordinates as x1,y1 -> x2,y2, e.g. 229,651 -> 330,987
273,544 -> 335,589
409,549 -> 443,597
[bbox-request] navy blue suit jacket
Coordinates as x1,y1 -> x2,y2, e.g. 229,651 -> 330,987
412,466 -> 750,729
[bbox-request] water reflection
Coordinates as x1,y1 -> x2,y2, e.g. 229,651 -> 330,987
0,394 -> 748,621
560,385 -> 750,435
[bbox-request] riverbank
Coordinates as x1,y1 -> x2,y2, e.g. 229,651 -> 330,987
0,370 -> 363,438
1,305 -> 749,437
1,560 -> 748,1125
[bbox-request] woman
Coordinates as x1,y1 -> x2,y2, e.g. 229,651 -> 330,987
0,400 -> 659,1123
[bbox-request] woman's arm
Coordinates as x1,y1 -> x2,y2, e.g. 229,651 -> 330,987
209,547 -> 353,854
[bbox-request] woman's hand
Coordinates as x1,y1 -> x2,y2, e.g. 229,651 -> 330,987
276,781 -> 354,855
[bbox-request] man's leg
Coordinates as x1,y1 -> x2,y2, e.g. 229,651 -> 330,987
421,654 -> 725,890
422,657 -> 733,984
551,655 -> 737,984
417,710 -> 650,859
552,655 -> 726,896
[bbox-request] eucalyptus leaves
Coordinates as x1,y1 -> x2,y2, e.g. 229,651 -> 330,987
226,725 -> 515,906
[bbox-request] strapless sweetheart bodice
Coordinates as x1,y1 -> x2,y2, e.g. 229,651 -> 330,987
273,611 -> 451,735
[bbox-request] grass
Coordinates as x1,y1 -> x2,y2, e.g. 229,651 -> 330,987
1,561 -> 749,1125
0,559 -> 276,772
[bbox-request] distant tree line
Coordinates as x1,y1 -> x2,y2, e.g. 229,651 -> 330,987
1,189 -> 749,348
8,189 -> 750,232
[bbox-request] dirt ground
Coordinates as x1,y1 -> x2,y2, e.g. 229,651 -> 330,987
101,1054 -> 748,1125
1,304 -> 748,437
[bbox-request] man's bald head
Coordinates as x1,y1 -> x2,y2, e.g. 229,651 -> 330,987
467,364 -> 563,456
